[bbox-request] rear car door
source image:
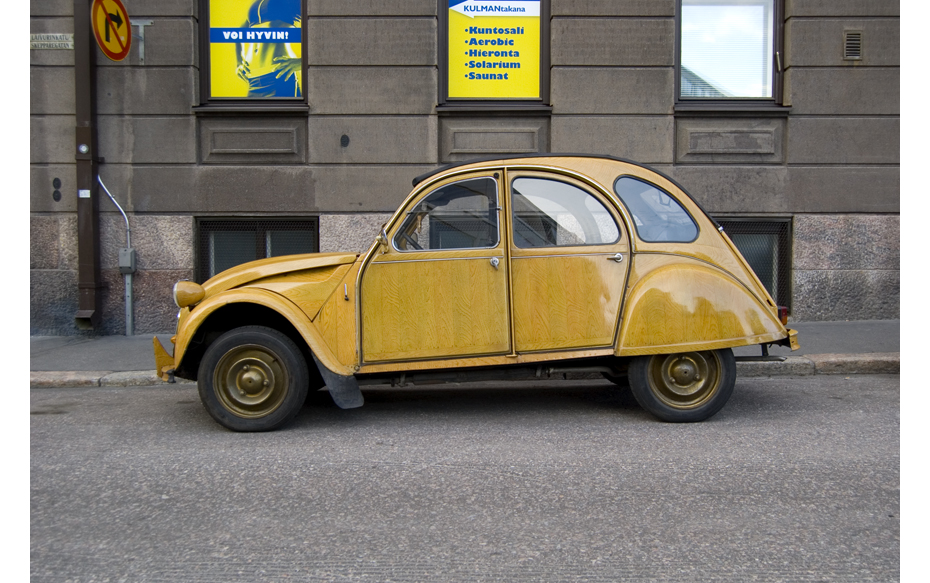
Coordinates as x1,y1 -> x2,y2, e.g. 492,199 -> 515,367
507,171 -> 630,353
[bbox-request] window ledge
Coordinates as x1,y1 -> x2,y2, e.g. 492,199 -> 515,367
193,103 -> 310,116
674,102 -> 791,117
437,103 -> 552,116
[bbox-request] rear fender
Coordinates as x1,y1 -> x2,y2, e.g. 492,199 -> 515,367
617,261 -> 788,356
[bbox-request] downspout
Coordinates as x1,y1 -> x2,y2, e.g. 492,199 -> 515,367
73,0 -> 102,329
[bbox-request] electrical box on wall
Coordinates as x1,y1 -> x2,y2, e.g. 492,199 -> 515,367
119,248 -> 136,274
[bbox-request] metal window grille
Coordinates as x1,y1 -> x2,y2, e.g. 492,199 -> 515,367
715,218 -> 792,310
196,218 -> 319,283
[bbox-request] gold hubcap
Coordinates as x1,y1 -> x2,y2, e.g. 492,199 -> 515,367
647,351 -> 720,409
214,345 -> 288,418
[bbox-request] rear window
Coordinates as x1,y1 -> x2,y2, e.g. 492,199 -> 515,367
613,177 -> 698,243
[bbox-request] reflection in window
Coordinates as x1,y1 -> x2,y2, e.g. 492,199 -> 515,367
394,177 -> 499,251
680,0 -> 774,99
512,178 -> 619,248
614,177 -> 698,242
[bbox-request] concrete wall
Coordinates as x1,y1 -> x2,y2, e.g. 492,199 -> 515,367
30,0 -> 899,334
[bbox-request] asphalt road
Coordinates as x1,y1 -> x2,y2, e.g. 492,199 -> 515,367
31,376 -> 899,582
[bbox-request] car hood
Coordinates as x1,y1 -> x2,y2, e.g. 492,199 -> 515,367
202,253 -> 359,297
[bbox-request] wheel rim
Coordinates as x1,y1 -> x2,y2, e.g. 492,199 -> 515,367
213,344 -> 289,418
646,351 -> 721,409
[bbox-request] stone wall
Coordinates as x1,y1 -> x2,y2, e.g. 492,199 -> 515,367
792,214 -> 899,321
29,0 -> 900,334
30,214 -> 193,335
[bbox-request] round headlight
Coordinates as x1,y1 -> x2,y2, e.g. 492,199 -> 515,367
173,281 -> 205,308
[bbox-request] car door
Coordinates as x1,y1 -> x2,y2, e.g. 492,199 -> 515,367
507,171 -> 630,352
359,172 -> 511,363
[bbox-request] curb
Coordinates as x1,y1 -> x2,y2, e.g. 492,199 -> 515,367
736,352 -> 900,377
30,371 -> 195,388
30,352 -> 900,389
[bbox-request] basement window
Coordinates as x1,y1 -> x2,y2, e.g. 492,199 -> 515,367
197,218 -> 319,282
715,217 -> 792,310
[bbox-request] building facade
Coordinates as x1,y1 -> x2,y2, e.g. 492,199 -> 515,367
30,0 -> 900,335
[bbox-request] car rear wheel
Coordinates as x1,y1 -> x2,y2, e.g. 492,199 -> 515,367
628,348 -> 736,422
198,326 -> 309,432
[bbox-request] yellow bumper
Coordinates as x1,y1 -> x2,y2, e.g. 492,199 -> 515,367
153,336 -> 175,381
786,328 -> 800,351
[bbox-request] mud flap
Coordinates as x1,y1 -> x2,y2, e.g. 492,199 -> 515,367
311,354 -> 364,409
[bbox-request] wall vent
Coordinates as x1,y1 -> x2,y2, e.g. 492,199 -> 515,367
844,31 -> 863,60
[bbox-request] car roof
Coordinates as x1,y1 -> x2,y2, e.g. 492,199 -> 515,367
411,153 -> 720,230
411,153 -> 650,187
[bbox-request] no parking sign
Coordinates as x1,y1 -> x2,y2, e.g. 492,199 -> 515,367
91,0 -> 131,61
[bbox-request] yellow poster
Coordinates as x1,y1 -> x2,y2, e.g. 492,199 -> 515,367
447,0 -> 541,99
209,0 -> 303,99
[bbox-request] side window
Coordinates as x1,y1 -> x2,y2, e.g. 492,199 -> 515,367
511,177 -> 620,248
614,177 -> 698,243
393,177 -> 499,251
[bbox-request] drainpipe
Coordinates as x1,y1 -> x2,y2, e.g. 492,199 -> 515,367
73,0 -> 102,330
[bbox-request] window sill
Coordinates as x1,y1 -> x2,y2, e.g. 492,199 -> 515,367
193,103 -> 310,116
674,102 -> 791,117
437,103 -> 552,116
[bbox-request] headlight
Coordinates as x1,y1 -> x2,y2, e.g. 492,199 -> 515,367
173,281 -> 205,308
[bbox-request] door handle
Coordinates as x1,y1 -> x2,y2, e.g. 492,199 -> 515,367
490,257 -> 500,269
608,253 -> 623,263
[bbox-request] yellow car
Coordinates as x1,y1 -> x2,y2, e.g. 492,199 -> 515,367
155,155 -> 798,431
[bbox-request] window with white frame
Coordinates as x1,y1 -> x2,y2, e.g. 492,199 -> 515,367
679,0 -> 780,100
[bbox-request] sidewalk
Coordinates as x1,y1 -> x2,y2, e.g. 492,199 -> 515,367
30,320 -> 900,388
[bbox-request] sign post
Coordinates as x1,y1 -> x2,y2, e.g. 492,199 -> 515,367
74,0 -> 102,328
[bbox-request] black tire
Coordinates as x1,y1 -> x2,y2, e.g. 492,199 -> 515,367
628,348 -> 736,422
198,326 -> 309,431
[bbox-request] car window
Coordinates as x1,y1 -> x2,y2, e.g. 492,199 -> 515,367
393,177 -> 500,251
613,177 -> 698,243
511,177 -> 620,248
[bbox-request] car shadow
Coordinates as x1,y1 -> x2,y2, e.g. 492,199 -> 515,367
294,380 -> 645,427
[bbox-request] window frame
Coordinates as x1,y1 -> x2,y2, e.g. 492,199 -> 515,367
613,176 -> 700,244
437,0 -> 551,110
510,176 -> 621,249
675,0 -> 786,111
196,0 -> 309,111
391,176 -> 503,253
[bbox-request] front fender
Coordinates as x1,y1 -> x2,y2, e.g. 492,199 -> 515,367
617,260 -> 787,356
174,287 -> 355,377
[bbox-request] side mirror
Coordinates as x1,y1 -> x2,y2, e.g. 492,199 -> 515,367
376,228 -> 389,250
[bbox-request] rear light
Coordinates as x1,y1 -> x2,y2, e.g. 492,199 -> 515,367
777,306 -> 789,326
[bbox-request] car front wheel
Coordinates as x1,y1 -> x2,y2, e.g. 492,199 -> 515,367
198,326 -> 309,431
628,348 -> 736,422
